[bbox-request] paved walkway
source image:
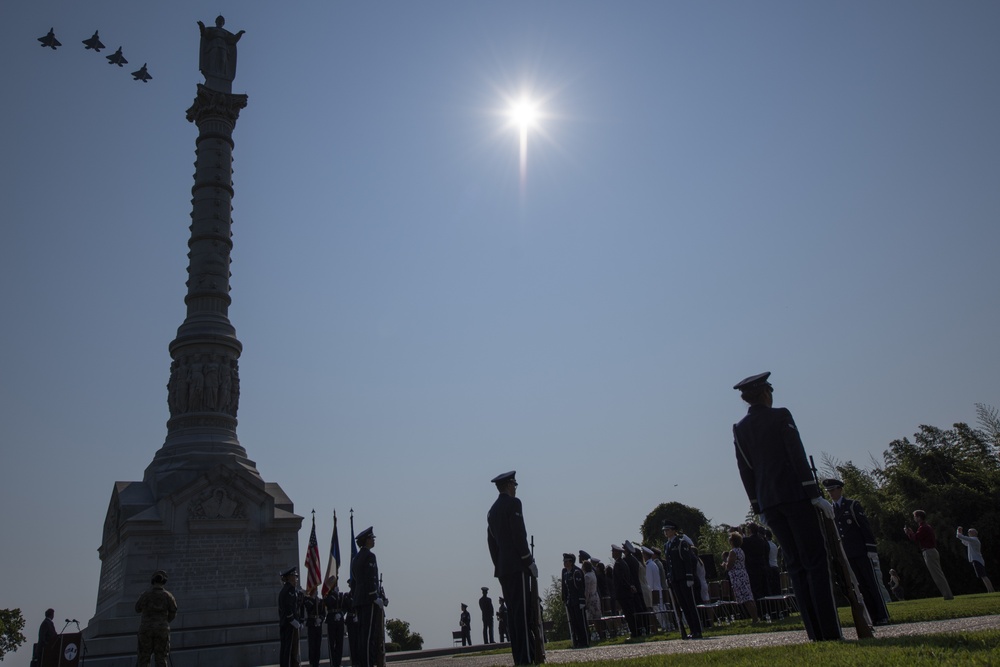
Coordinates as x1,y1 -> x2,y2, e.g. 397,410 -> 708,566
390,615 -> 1000,667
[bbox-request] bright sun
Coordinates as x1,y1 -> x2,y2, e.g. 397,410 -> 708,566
509,99 -> 538,131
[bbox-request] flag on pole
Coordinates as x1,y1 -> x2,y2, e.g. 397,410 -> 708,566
350,509 -> 358,571
304,512 -> 322,594
321,511 -> 341,596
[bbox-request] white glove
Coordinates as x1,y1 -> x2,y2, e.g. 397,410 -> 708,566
868,552 -> 880,567
758,513 -> 768,527
687,580 -> 694,588
528,562 -> 539,578
374,597 -> 384,609
811,497 -> 835,519
291,620 -> 302,630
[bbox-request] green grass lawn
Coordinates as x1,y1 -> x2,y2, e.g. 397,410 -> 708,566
528,593 -> 1000,662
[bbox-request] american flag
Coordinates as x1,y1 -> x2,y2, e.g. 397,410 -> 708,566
321,511 -> 341,596
304,513 -> 322,594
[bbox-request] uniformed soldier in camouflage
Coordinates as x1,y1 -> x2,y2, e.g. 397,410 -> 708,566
135,569 -> 178,667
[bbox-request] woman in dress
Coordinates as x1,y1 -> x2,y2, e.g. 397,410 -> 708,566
724,532 -> 759,623
581,560 -> 604,639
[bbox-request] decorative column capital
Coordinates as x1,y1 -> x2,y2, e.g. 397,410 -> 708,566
186,84 -> 248,127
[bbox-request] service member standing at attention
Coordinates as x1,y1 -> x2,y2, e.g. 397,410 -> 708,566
351,526 -> 385,667
561,553 -> 590,648
487,471 -> 539,666
135,570 -> 178,667
479,587 -> 495,644
323,575 -> 350,667
278,567 -> 303,667
823,478 -> 891,625
303,584 -> 326,667
459,603 -> 472,646
732,371 -> 841,641
662,521 -> 703,639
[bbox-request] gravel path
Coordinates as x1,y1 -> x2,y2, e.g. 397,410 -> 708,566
395,615 -> 1000,667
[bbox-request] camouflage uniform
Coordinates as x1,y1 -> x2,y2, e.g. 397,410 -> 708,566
135,572 -> 178,667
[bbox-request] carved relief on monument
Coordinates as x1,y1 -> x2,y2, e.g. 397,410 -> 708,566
102,496 -> 122,547
168,354 -> 240,417
188,485 -> 246,520
185,84 -> 249,126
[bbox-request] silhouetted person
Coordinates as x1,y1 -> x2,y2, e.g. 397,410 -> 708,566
135,570 -> 178,667
733,371 -> 841,641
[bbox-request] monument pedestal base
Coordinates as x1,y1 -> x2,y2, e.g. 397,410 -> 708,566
83,463 -> 300,667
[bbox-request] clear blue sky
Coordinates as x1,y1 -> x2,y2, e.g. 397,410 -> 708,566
2,1 -> 998,662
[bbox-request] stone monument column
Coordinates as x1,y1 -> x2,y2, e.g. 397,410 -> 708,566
84,19 -> 302,667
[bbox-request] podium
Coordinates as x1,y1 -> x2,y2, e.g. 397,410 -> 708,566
33,632 -> 83,667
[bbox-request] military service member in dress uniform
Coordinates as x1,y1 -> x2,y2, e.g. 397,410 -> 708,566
479,587 -> 495,644
733,372 -> 841,641
487,471 -> 539,666
561,553 -> 590,648
278,567 -> 303,667
323,575 -> 350,667
303,584 -> 326,667
662,521 -> 704,639
135,570 -> 178,667
823,478 -> 890,626
351,526 -> 385,667
459,603 -> 472,646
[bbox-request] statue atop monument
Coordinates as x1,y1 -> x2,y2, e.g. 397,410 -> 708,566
197,16 -> 245,93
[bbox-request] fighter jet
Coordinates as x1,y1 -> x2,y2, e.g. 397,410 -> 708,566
131,63 -> 152,83
106,46 -> 127,67
38,28 -> 61,50
82,30 -> 105,52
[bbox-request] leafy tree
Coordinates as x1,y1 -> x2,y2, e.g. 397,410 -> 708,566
384,617 -> 423,652
540,575 -> 568,641
640,501 -> 710,551
0,608 -> 27,660
824,414 -> 1000,599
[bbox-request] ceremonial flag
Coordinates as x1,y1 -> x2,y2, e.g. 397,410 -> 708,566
321,511 -> 341,596
350,510 -> 358,570
304,512 -> 322,594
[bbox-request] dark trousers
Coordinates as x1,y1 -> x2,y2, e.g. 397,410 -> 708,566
670,582 -> 702,637
498,571 -> 534,665
482,617 -> 495,643
634,593 -> 650,634
461,627 -> 471,646
767,566 -> 781,595
566,601 -> 589,647
306,620 -> 323,667
326,620 -> 345,667
279,623 -> 300,667
498,621 -> 508,642
766,501 -> 841,641
347,616 -> 360,667
848,555 -> 890,623
354,603 -> 383,667
618,594 -> 637,636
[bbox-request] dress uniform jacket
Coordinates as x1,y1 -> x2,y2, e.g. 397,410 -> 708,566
734,405 -> 822,513
487,493 -> 533,576
833,497 -> 877,559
